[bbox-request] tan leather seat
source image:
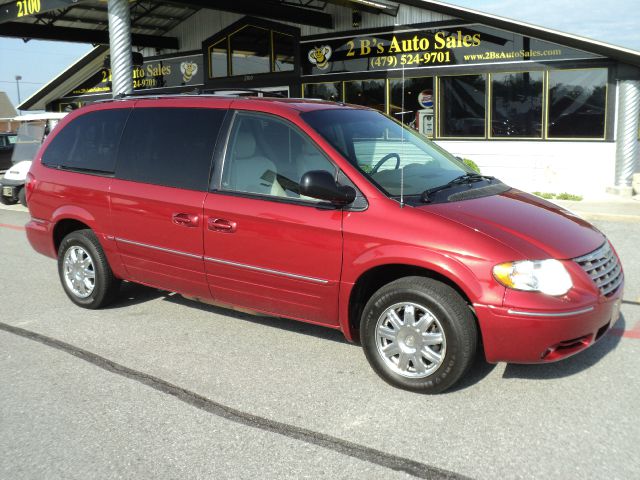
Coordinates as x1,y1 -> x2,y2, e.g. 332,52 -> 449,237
228,131 -> 286,197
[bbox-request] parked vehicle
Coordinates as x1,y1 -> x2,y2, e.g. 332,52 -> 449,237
0,113 -> 66,206
25,96 -> 624,393
0,132 -> 17,172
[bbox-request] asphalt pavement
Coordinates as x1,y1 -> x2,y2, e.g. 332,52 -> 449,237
1,205 -> 639,480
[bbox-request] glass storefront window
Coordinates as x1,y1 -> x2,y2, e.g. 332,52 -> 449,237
273,32 -> 295,72
209,38 -> 228,78
344,80 -> 385,112
491,71 -> 543,138
389,76 -> 435,137
439,75 -> 486,138
230,25 -> 271,76
303,82 -> 343,102
547,68 -> 607,139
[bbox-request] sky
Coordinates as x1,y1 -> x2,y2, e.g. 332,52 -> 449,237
1,0 -> 639,110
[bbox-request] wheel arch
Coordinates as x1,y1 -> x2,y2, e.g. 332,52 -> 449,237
51,205 -> 100,254
346,263 -> 476,340
53,218 -> 92,254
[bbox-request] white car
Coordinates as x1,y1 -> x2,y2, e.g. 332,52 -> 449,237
0,112 -> 66,206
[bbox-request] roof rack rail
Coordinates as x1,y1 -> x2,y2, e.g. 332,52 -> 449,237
199,88 -> 286,98
94,88 -> 286,103
93,90 -> 201,103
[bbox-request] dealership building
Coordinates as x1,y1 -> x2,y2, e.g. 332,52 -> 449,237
5,0 -> 640,196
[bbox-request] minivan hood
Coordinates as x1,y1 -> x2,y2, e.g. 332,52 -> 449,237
418,189 -> 605,260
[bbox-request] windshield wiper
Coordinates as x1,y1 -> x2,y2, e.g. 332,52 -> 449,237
421,173 -> 495,203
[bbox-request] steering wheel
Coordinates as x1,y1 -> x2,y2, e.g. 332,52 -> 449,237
371,153 -> 400,174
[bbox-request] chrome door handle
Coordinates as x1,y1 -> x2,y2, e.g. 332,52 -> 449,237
172,213 -> 199,227
208,218 -> 237,233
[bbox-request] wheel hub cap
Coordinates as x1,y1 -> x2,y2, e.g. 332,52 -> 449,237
402,332 -> 416,349
374,302 -> 446,378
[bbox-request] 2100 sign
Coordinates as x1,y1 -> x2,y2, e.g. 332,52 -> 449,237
16,0 -> 41,17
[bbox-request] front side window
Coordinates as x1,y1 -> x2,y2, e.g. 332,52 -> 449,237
116,108 -> 225,191
439,74 -> 486,138
42,110 -> 129,173
547,68 -> 607,139
302,108 -> 469,197
221,112 -> 336,199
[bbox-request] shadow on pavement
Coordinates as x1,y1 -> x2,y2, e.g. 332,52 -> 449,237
502,314 -> 625,380
448,343 -> 498,392
106,282 -> 350,344
104,282 -> 170,309
164,290 -> 351,345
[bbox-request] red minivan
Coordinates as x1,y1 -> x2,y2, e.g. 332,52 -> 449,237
25,96 -> 624,393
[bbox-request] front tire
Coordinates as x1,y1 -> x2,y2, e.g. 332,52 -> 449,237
360,276 -> 477,393
58,229 -> 120,309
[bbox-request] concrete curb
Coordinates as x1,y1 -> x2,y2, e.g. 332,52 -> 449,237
0,204 -> 27,212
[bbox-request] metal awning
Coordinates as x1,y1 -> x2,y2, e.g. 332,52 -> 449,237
0,1 -> 387,47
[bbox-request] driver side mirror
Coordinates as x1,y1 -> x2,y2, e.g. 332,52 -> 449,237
299,170 -> 356,206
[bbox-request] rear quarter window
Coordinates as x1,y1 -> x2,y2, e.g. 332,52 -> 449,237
42,109 -> 130,173
115,107 -> 225,191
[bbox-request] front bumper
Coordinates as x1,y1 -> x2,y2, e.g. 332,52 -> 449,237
475,283 -> 623,363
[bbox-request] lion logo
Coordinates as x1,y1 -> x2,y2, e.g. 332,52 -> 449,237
180,61 -> 198,83
308,45 -> 332,70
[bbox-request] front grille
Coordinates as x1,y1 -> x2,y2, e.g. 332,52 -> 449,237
574,242 -> 623,297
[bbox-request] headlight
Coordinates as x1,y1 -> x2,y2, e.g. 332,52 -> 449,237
493,259 -> 572,296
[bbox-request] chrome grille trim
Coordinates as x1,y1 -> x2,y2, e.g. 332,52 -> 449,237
574,242 -> 623,297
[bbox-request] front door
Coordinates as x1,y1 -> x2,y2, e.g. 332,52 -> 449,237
203,110 -> 343,326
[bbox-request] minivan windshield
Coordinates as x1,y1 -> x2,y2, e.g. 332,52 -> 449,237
301,108 -> 472,197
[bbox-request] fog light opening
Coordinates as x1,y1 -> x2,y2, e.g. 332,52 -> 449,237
541,334 -> 592,361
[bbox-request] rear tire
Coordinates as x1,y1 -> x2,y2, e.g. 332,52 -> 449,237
58,229 -> 120,309
360,276 -> 477,393
0,194 -> 17,205
18,187 -> 27,207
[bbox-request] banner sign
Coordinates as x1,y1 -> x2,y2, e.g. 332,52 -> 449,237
0,0 -> 87,24
64,53 -> 203,97
301,24 -> 603,76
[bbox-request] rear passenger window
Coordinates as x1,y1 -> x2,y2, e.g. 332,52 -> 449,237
116,108 -> 225,191
42,109 -> 130,173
